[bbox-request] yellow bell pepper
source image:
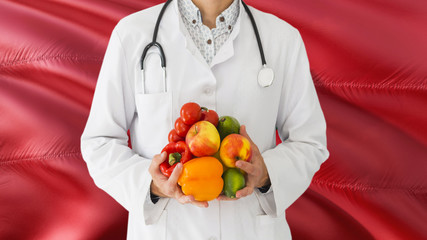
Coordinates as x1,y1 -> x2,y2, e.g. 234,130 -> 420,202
178,157 -> 223,201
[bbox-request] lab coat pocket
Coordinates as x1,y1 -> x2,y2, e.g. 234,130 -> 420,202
256,214 -> 291,239
256,214 -> 275,239
135,92 -> 172,157
138,50 -> 166,94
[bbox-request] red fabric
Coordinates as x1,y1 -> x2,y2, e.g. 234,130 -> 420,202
1,0 -> 426,239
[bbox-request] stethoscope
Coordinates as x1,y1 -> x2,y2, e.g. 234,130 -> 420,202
140,0 -> 274,94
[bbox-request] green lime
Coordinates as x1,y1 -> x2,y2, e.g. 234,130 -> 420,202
222,168 -> 246,198
217,116 -> 240,140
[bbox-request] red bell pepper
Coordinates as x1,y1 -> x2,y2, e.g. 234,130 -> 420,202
159,141 -> 192,177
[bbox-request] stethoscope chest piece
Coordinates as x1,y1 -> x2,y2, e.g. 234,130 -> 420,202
258,65 -> 274,88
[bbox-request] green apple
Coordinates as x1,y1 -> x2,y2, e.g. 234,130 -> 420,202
217,116 -> 240,140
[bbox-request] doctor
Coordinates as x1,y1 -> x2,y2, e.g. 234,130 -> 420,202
81,0 -> 329,239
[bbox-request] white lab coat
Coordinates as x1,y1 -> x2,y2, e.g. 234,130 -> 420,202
81,1 -> 329,239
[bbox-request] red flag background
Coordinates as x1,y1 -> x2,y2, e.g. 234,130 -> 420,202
1,0 -> 426,239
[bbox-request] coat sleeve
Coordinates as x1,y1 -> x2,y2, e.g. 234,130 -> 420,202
255,30 -> 329,217
80,25 -> 168,225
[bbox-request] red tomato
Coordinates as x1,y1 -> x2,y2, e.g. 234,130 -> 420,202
200,108 -> 219,127
168,129 -> 184,142
174,117 -> 191,137
180,102 -> 202,125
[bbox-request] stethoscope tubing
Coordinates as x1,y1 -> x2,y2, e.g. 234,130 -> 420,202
140,0 -> 172,70
241,1 -> 266,66
140,0 -> 273,92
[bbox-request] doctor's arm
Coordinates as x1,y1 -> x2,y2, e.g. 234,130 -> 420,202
254,31 -> 329,217
80,26 -> 168,225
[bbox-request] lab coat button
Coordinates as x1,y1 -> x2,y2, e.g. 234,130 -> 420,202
204,88 -> 213,95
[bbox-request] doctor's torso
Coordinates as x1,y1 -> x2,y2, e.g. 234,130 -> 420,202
117,3 -> 298,158
108,2 -> 300,239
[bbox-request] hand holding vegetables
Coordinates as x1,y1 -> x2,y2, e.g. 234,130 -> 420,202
159,141 -> 192,177
151,102 -> 269,205
217,125 -> 270,200
149,152 -> 209,208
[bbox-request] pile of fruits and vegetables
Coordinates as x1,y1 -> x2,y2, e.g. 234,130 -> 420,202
160,102 -> 252,201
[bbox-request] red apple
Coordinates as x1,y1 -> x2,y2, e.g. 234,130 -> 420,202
186,121 -> 220,157
219,134 -> 252,168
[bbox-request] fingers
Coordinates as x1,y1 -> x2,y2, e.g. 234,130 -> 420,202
168,165 -> 208,208
236,186 -> 254,198
191,200 -> 209,208
176,194 -> 209,208
175,191 -> 192,204
149,153 -> 168,181
217,195 -> 238,201
235,160 -> 257,175
217,186 -> 255,200
240,125 -> 261,160
168,162 -> 183,184
158,163 -> 182,196
217,184 -> 255,201
240,125 -> 254,145
149,152 -> 167,174
154,152 -> 167,165
217,126 -> 264,201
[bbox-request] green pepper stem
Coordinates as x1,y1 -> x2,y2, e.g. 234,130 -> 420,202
169,152 -> 182,166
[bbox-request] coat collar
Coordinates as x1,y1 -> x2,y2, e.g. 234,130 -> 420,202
171,0 -> 245,68
178,0 -> 239,35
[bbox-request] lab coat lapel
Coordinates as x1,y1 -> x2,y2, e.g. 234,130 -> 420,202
181,24 -> 211,69
210,0 -> 244,68
172,0 -> 211,69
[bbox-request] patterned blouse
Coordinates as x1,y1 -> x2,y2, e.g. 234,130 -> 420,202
178,0 -> 239,65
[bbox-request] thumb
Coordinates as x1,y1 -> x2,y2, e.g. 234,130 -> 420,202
240,125 -> 254,145
152,152 -> 167,166
168,162 -> 183,185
